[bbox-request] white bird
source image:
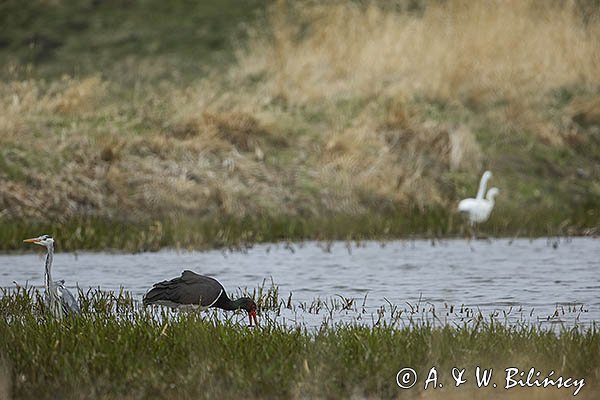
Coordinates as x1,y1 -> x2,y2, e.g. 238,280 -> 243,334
23,234 -> 80,318
458,187 -> 500,225
458,171 -> 498,225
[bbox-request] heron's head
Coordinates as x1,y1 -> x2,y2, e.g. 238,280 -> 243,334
238,297 -> 259,327
486,187 -> 499,200
482,171 -> 493,181
23,234 -> 54,248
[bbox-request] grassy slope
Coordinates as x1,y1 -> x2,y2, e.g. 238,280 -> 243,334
1,0 -> 599,251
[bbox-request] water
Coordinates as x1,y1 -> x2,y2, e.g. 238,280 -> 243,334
1,238 -> 598,329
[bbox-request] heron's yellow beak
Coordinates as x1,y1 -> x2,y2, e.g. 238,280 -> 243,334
23,237 -> 40,243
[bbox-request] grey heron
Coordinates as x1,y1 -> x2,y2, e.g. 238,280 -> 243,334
23,234 -> 80,318
143,270 -> 259,326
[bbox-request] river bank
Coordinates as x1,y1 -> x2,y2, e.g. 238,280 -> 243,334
1,0 -> 599,251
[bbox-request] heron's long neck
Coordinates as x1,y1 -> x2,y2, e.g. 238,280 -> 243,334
476,175 -> 490,200
44,245 -> 54,289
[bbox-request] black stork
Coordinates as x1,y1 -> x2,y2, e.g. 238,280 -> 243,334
143,270 -> 259,327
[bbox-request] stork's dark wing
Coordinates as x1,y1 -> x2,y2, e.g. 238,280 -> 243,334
143,270 -> 225,307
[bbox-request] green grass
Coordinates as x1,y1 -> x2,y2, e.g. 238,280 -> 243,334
0,0 -> 267,82
2,201 -> 598,252
0,288 -> 598,399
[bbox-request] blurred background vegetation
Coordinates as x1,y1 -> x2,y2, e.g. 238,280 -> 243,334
1,0 -> 599,251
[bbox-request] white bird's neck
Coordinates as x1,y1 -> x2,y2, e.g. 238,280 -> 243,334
476,174 -> 491,200
44,244 -> 54,289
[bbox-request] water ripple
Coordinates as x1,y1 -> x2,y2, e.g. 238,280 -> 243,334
1,238 -> 598,326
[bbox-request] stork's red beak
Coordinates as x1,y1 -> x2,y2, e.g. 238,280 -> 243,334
249,308 -> 259,327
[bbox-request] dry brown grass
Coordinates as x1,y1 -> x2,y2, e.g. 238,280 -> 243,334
242,0 -> 600,104
1,0 -> 599,225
